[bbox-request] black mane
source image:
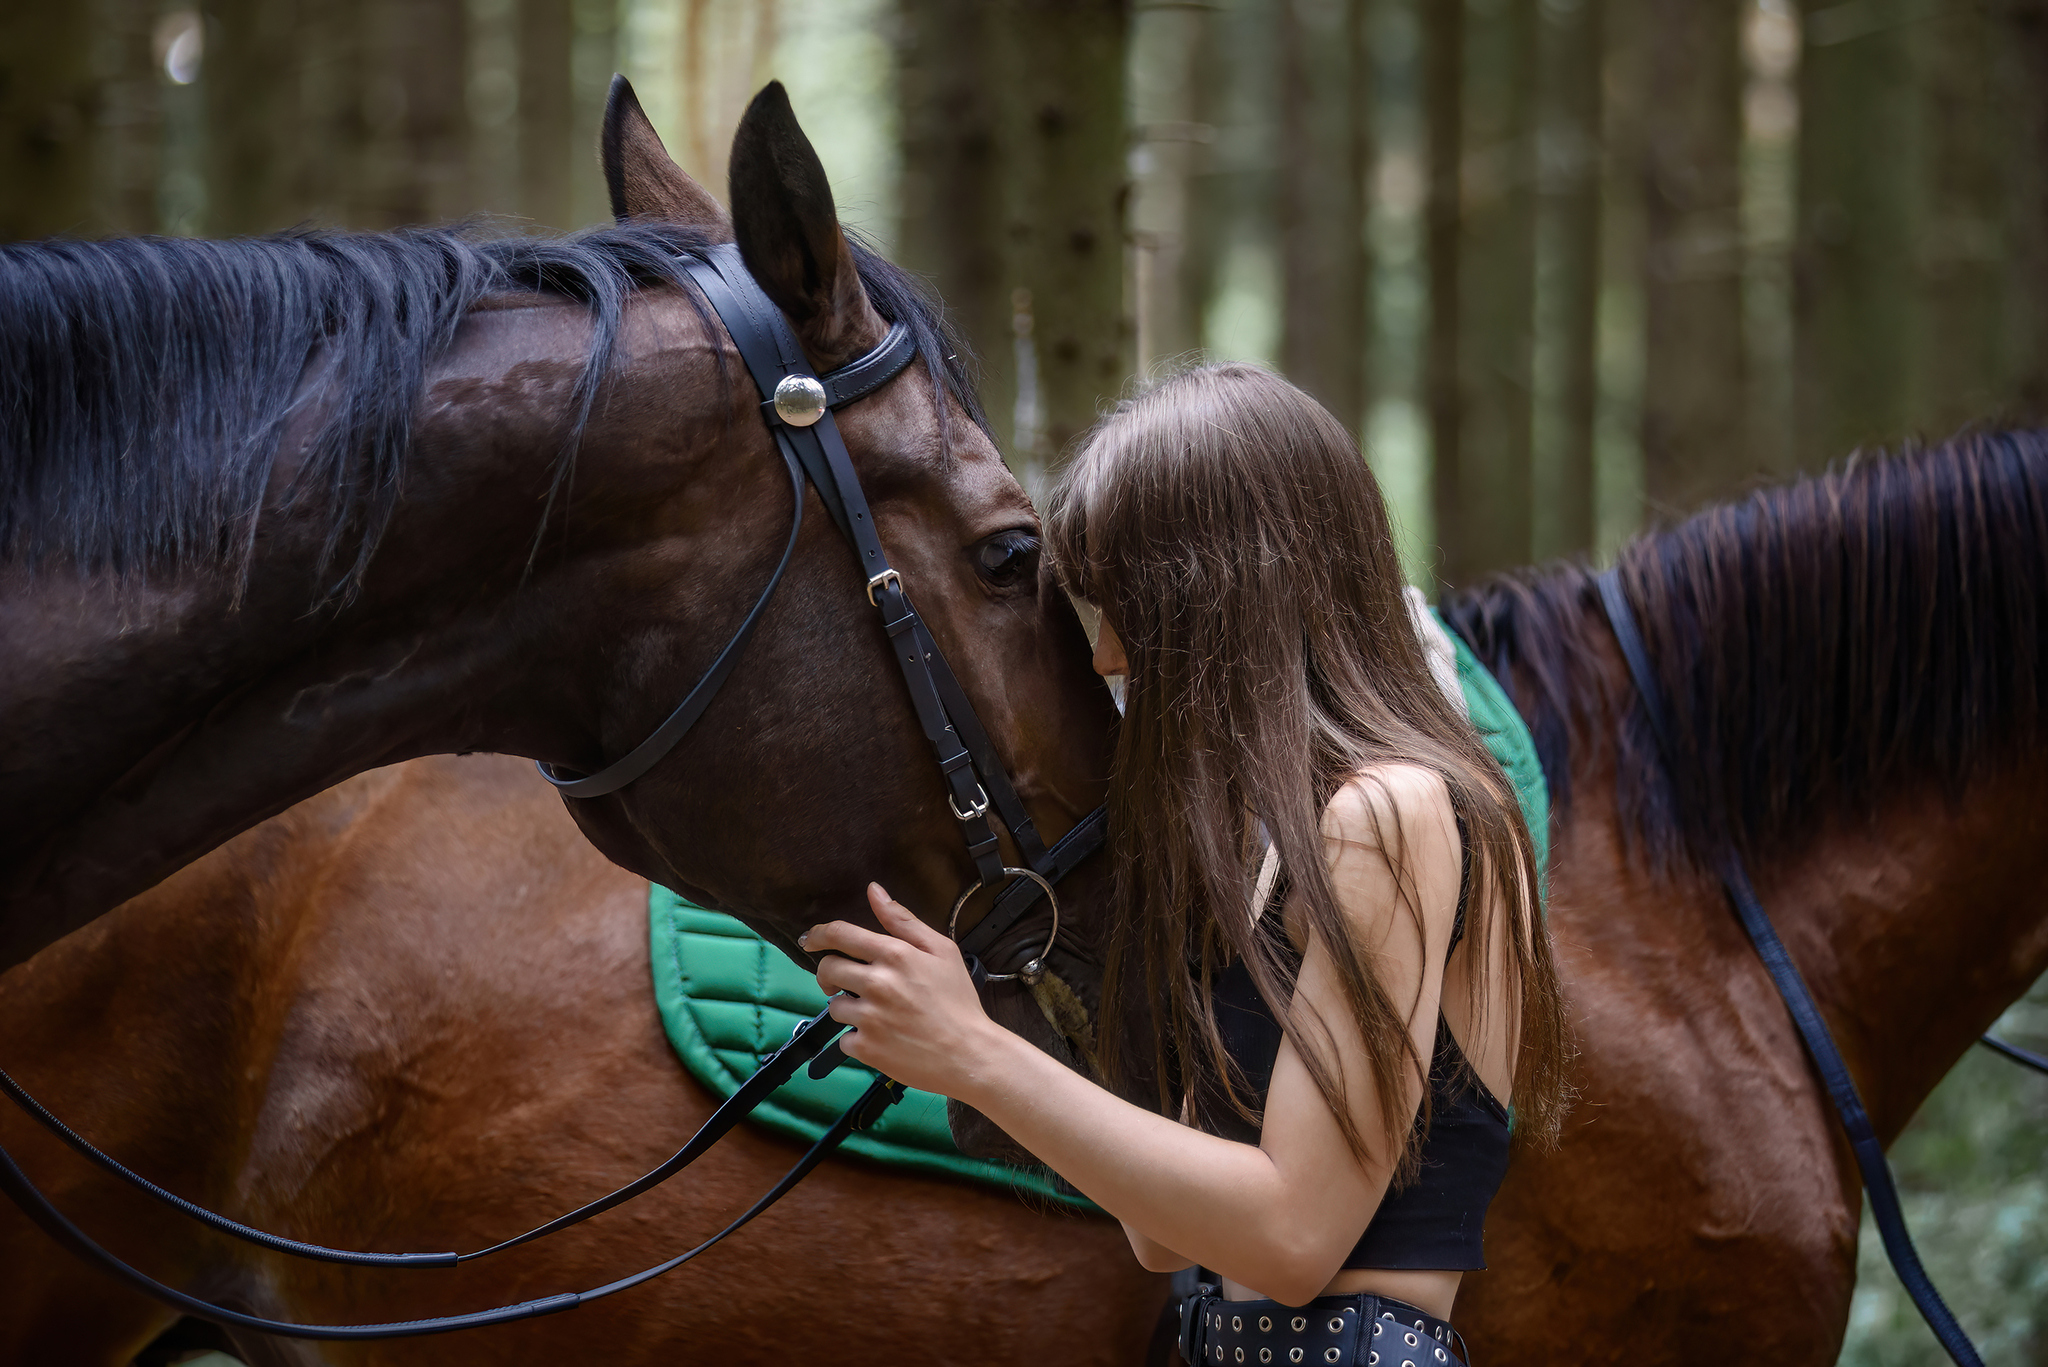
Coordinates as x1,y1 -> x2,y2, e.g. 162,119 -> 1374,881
1440,430 -> 2048,874
0,221 -> 984,600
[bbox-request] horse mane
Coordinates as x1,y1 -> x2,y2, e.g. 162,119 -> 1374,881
1440,429 -> 2048,874
0,221 -> 983,601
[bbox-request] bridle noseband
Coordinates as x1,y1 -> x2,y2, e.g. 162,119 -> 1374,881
0,242 -> 1109,1339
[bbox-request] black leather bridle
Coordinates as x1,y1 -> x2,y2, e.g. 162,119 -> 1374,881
0,242 -> 1108,1339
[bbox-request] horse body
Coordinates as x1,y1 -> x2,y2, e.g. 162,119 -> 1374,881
1468,670 -> 2048,1359
0,754 -> 1166,1367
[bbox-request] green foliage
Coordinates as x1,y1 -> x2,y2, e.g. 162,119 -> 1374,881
1838,975 -> 2048,1367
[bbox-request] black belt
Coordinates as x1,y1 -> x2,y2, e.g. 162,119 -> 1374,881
1180,1288 -> 1465,1367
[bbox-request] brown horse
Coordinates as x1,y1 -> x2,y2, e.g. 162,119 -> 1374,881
7,430 -> 2045,1364
0,77 -> 1115,1049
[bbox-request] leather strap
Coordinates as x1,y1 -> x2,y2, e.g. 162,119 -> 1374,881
956,806 -> 1106,961
536,440 -> 805,799
684,245 -> 1006,886
0,1003 -> 848,1269
819,322 -> 916,408
0,1067 -> 902,1341
1594,567 -> 1986,1367
1979,1032 -> 2048,1075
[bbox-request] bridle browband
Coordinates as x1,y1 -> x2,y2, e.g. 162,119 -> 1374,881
0,241 -> 1109,1339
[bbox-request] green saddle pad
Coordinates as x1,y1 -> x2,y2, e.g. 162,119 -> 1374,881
648,890 -> 1097,1208
647,633 -> 1549,1202
1434,608 -> 1552,883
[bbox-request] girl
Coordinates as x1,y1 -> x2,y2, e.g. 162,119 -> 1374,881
799,364 -> 1569,1367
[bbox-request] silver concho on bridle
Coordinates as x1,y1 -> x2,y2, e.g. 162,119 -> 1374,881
948,867 -> 1059,985
773,374 -> 828,427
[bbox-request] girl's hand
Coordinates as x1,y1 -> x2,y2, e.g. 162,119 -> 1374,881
801,884 -> 1010,1098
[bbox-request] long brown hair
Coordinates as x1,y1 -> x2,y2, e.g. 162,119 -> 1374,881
1044,363 -> 1569,1179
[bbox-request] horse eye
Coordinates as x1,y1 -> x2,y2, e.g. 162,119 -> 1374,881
974,531 -> 1039,587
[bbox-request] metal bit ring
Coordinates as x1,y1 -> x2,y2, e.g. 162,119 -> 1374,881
948,867 -> 1059,985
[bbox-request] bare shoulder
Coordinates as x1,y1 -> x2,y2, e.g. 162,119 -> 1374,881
1321,763 -> 1454,850
1317,764 -> 1461,946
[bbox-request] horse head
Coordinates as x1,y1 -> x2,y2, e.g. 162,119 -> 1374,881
0,76 -> 1126,1154
543,82 -> 1124,1143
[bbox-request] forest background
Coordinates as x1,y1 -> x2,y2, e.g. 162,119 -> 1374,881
2,0 -> 2045,1362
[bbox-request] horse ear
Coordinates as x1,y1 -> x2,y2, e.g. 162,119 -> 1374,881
600,75 -> 732,232
727,81 -> 885,365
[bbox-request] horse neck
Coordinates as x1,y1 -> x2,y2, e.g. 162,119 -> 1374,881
0,305 -> 627,966
1758,758 -> 2048,1140
1557,610 -> 2048,1144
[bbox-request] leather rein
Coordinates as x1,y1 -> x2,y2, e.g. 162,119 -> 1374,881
1595,568 -> 2044,1367
0,242 -> 1108,1340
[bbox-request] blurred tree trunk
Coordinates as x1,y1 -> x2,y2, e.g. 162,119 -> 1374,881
1795,7 -> 1912,464
1534,0 -> 1602,558
92,0 -> 164,235
897,0 -> 1014,444
0,0 -> 102,239
1002,0 -> 1131,472
1439,0 -> 1537,584
1639,0 -> 1744,514
204,0 -> 306,234
1279,0 -> 1369,438
568,0 -> 618,227
1424,0 -> 1466,583
290,0 -> 367,227
361,0 -> 471,227
1128,2 -> 1214,372
1909,3 -> 2002,437
1998,0 -> 2048,420
519,0 -> 574,228
899,0 -> 1130,478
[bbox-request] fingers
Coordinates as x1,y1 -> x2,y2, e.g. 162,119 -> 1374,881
797,888 -> 956,962
867,883 -> 958,957
814,953 -> 880,998
799,918 -> 895,962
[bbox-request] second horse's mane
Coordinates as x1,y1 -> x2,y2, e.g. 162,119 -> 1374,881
1442,430 -> 2048,875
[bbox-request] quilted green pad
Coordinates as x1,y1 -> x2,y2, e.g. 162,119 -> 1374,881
648,890 -> 1099,1208
647,632 -> 1550,1202
1434,609 -> 1552,884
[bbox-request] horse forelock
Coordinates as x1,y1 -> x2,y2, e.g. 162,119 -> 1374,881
0,222 -> 985,604
1441,428 -> 2048,878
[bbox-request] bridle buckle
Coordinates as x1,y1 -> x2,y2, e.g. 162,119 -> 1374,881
866,568 -> 902,606
948,784 -> 991,822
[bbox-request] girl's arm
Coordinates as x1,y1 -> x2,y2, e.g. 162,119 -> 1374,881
806,765 -> 1461,1307
1121,1223 -> 1194,1272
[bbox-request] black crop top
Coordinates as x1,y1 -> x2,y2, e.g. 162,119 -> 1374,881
1208,840 -> 1512,1271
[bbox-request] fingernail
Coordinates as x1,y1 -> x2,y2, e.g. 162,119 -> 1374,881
797,930 -> 810,948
